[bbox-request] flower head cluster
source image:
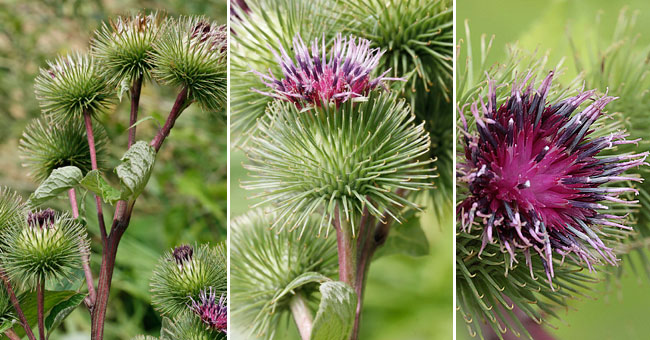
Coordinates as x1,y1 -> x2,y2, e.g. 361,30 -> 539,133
253,34 -> 402,109
189,287 -> 227,333
458,72 -> 647,282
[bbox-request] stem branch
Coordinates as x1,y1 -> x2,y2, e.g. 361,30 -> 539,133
128,76 -> 143,149
4,329 -> 20,340
37,280 -> 45,340
68,189 -> 96,309
0,271 -> 36,340
83,111 -> 107,244
150,88 -> 189,152
289,292 -> 314,340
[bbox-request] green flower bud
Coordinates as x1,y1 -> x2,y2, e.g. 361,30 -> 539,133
0,187 -> 25,231
92,12 -> 166,85
19,117 -> 108,182
34,53 -> 114,123
1,209 -> 89,287
242,91 -> 436,236
231,209 -> 337,339
150,243 -> 226,318
152,16 -> 227,112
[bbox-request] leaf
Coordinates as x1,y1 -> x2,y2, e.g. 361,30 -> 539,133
271,272 -> 330,305
310,281 -> 357,340
80,170 -> 124,205
0,320 -> 15,333
12,290 -> 85,338
115,141 -> 156,200
129,116 -> 160,129
28,166 -> 83,206
373,212 -> 430,259
45,292 -> 86,339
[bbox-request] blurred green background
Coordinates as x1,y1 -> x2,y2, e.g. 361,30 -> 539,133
0,0 -> 226,339
458,0 -> 650,339
230,147 -> 453,340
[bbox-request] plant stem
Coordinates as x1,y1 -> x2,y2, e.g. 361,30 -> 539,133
150,88 -> 188,152
67,188 -> 96,308
90,201 -> 133,340
289,292 -> 313,340
37,280 -> 45,340
83,110 -> 107,243
335,208 -> 358,288
0,271 -> 36,340
128,76 -> 143,149
4,329 -> 20,340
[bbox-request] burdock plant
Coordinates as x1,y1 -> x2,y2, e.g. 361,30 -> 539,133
234,26 -> 438,340
456,24 -> 648,338
0,12 -> 226,340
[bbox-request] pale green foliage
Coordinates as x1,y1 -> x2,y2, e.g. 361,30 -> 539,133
230,209 -> 337,340
310,281 -> 357,340
19,116 -> 107,182
92,12 -> 166,85
34,53 -> 114,123
1,211 -> 89,287
28,166 -> 83,207
152,16 -> 226,112
243,91 -> 436,236
115,141 -> 157,201
150,243 -> 226,318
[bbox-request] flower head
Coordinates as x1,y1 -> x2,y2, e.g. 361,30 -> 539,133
27,209 -> 56,229
253,33 -> 402,109
458,72 -> 647,282
189,288 -> 227,333
150,243 -> 227,318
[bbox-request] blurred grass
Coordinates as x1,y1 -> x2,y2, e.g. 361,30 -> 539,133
230,147 -> 453,340
458,0 -> 650,339
0,0 -> 226,339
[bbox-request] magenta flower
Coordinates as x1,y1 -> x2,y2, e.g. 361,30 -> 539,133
27,209 -> 56,229
253,33 -> 402,108
172,244 -> 193,267
458,72 -> 647,283
189,287 -> 227,333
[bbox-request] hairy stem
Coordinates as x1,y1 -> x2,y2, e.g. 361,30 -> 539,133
4,329 -> 20,340
335,208 -> 358,288
289,292 -> 313,340
37,280 -> 45,340
150,88 -> 189,152
0,271 -> 36,340
83,111 -> 107,243
68,188 -> 96,308
128,76 -> 143,149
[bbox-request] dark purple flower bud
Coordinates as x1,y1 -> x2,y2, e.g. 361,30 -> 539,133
230,0 -> 251,21
189,287 -> 227,333
172,244 -> 194,267
27,209 -> 56,229
190,22 -> 226,53
458,71 -> 648,284
253,33 -> 404,109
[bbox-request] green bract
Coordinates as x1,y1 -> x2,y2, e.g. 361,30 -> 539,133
0,187 -> 25,231
230,0 -> 338,140
152,16 -> 226,112
34,53 -> 114,123
165,313 -> 225,340
92,12 -> 166,85
1,210 -> 89,287
230,209 -> 337,339
150,243 -> 226,318
19,117 -> 108,182
243,91 -> 436,236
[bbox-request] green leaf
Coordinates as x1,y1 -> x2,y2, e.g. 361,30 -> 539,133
374,212 -> 430,259
115,141 -> 156,200
28,166 -> 83,206
12,290 -> 85,338
271,272 -> 330,305
45,292 -> 86,338
0,320 -> 15,333
79,170 -> 124,205
310,281 -> 357,340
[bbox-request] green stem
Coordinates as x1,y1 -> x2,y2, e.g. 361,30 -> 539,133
83,110 -> 107,244
289,292 -> 313,340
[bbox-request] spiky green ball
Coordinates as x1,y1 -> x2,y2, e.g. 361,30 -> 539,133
150,243 -> 226,318
34,53 -> 114,123
243,91 -> 436,235
19,117 -> 108,182
151,16 -> 226,112
165,313 -> 225,340
0,187 -> 25,231
230,0 -> 339,140
1,210 -> 89,287
231,209 -> 337,339
92,12 -> 166,85
339,0 -> 452,95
